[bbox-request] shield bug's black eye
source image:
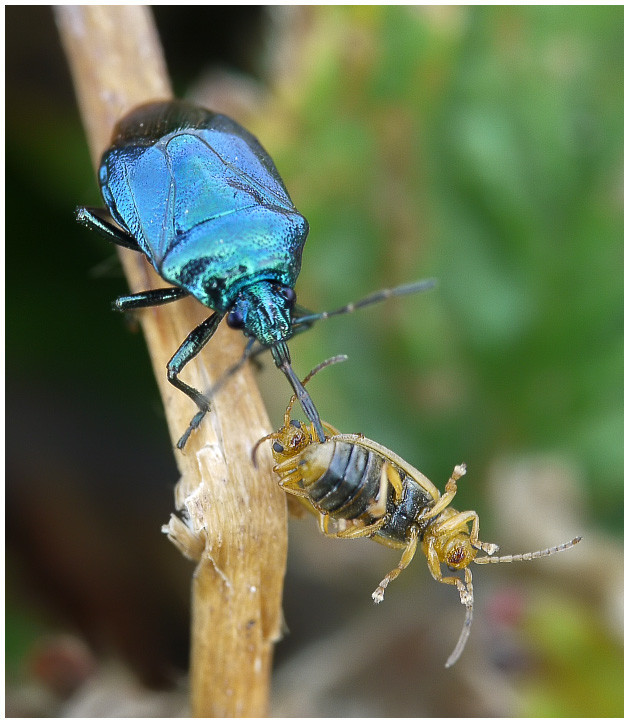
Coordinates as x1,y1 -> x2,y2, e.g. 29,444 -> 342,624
290,419 -> 302,429
273,441 -> 284,453
279,287 -> 297,308
227,309 -> 245,329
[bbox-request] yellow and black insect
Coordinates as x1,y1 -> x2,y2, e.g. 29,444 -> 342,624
254,357 -> 581,667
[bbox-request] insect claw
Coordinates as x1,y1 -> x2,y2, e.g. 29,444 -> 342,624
459,589 -> 473,606
177,407 -> 209,449
483,542 -> 499,555
372,586 -> 386,604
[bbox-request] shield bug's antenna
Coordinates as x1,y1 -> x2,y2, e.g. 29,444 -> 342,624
293,278 -> 437,328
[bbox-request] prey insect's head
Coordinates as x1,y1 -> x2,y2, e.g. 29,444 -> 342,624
444,532 -> 582,668
416,465 -> 581,668
442,534 -> 478,572
252,355 -> 348,466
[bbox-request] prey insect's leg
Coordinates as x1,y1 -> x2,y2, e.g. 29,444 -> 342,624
365,465 -> 392,519
76,207 -> 142,251
166,312 -> 225,449
113,287 -> 190,312
276,470 -> 312,498
321,462 -> 397,541
329,516 -> 388,539
417,464 -> 466,521
432,510 -> 499,556
384,462 -> 404,505
424,538 -> 473,606
372,525 -> 420,603
319,513 -> 387,539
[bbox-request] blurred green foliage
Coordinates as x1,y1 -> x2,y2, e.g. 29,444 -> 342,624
522,593 -> 623,716
261,10 -> 622,715
266,5 -> 621,532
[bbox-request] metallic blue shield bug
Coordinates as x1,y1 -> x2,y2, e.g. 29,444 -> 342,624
77,100 -> 323,448
77,100 -> 436,449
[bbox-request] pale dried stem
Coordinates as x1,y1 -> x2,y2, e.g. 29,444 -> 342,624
55,6 -> 287,716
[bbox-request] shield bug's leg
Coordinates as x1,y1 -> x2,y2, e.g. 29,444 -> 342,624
291,278 -> 437,330
202,337 -> 256,401
372,525 -> 420,603
76,207 -> 142,252
113,287 -> 190,312
164,312 -> 225,449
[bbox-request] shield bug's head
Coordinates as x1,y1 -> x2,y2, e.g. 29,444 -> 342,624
228,279 -> 328,441
226,280 -> 296,347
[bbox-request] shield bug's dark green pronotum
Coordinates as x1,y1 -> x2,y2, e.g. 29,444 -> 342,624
254,358 -> 582,667
77,100 -> 435,449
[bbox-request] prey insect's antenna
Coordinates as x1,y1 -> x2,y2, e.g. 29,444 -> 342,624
293,278 -> 437,328
293,354 -> 349,396
251,354 -> 348,466
436,536 -> 582,667
269,339 -> 326,442
279,361 -> 326,442
442,537 -> 581,667
446,602 -> 473,669
474,537 -> 582,565
282,354 -> 349,427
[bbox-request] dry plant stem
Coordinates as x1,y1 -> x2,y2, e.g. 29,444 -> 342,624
55,6 -> 287,717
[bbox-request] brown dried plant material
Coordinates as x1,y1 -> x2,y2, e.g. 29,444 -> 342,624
56,6 -> 287,716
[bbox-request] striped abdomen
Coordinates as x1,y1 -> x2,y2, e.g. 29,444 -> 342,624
297,439 -> 387,521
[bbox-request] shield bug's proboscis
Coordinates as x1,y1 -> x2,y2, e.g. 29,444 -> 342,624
254,358 -> 582,667
77,100 -> 435,449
